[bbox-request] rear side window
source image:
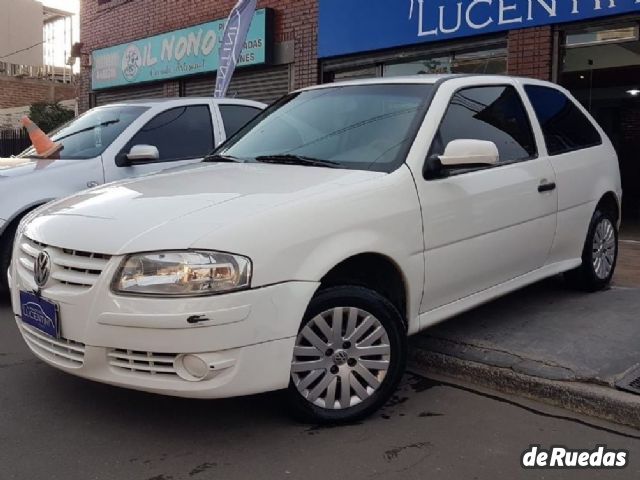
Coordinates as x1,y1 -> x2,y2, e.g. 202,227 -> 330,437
431,85 -> 537,164
524,85 -> 601,156
219,105 -> 262,138
125,105 -> 214,162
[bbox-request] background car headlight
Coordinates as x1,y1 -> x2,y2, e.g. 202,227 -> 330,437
112,250 -> 252,296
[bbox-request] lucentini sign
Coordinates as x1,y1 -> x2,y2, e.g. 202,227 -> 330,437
92,9 -> 270,90
318,0 -> 640,58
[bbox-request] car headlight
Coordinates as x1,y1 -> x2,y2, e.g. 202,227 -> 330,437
112,250 -> 252,297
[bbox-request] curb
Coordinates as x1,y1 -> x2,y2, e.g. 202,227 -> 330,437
408,347 -> 640,430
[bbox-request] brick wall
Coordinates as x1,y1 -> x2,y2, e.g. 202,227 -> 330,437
507,26 -> 554,80
0,76 -> 77,109
79,0 -> 318,112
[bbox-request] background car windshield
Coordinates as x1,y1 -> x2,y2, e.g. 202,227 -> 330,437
19,105 -> 148,160
221,84 -> 433,172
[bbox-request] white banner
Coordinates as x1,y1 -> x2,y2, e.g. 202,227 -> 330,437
214,0 -> 258,98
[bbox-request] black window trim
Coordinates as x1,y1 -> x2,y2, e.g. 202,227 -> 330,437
424,82 -> 540,181
522,83 -> 603,157
218,103 -> 264,139
117,104 -> 214,166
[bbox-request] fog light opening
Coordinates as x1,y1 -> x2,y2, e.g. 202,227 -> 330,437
174,354 -> 210,382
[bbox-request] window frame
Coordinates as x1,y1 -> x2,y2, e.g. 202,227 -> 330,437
117,104 -> 215,165
425,83 -> 539,180
523,84 -> 603,157
218,104 -> 264,140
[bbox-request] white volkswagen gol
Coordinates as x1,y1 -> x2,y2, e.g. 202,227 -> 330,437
9,75 -> 621,423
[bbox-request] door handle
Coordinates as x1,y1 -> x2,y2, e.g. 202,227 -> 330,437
87,181 -> 99,188
538,182 -> 556,193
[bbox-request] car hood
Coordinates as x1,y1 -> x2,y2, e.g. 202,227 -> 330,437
25,162 -> 384,254
0,157 -> 90,178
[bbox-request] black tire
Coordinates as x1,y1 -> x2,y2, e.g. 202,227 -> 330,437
0,221 -> 18,296
286,285 -> 407,424
565,208 -> 618,292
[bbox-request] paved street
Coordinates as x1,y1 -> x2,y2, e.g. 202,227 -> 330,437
1,298 -> 639,480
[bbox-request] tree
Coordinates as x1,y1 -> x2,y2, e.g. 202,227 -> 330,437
28,102 -> 75,134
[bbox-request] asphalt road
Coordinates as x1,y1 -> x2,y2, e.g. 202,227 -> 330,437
1,299 -> 639,480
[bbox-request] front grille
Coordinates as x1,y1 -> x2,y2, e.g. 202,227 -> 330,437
18,235 -> 111,291
108,349 -> 179,377
21,323 -> 85,368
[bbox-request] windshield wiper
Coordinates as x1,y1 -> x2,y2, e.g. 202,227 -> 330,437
203,154 -> 241,163
54,120 -> 120,142
255,154 -> 340,168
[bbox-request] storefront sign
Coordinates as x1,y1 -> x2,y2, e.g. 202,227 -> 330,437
92,9 -> 269,90
319,0 -> 640,58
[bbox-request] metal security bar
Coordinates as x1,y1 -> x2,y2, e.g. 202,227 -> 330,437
0,128 -> 30,157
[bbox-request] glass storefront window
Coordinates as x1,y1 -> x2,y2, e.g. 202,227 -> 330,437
559,26 -> 640,222
566,26 -> 638,47
333,66 -> 379,81
384,56 -> 451,76
325,45 -> 506,83
383,47 -> 507,77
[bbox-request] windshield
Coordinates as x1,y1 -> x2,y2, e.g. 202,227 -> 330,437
219,84 -> 433,172
19,105 -> 149,159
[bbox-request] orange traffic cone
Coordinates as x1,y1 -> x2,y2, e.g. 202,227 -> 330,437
21,116 -> 62,158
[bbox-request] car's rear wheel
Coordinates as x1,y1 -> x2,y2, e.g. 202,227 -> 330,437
287,286 -> 406,424
565,208 -> 618,292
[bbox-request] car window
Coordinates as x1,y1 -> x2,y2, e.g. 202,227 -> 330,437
220,84 -> 433,173
524,85 -> 602,156
431,85 -> 537,165
19,105 -> 148,160
124,105 -> 214,162
219,105 -> 262,138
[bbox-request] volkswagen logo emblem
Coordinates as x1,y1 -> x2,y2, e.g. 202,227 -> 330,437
34,251 -> 52,288
332,350 -> 349,366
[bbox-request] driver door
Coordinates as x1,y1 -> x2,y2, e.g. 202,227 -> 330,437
414,81 -> 558,314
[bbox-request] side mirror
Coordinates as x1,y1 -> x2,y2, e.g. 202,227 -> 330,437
439,139 -> 499,168
126,144 -> 160,164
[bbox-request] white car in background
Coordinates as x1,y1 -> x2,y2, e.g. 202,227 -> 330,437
0,97 -> 265,294
9,75 -> 621,423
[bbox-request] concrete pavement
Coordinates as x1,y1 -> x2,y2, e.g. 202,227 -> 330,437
411,277 -> 640,428
616,240 -> 640,288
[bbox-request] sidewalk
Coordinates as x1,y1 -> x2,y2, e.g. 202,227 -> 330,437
409,250 -> 640,429
616,239 -> 640,288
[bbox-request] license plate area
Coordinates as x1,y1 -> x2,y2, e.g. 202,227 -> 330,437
20,290 -> 60,338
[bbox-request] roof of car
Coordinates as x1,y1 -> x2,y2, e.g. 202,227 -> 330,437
99,97 -> 266,108
297,74 -> 553,92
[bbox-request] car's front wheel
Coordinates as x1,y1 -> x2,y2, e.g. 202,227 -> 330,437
287,286 -> 407,424
565,208 -> 618,292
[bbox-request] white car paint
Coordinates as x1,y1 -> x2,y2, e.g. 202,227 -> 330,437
8,75 -> 621,400
0,97 -> 265,238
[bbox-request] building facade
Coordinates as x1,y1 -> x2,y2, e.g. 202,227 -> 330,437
0,0 -> 43,66
0,1 -> 76,124
79,0 -> 317,111
80,0 -> 640,217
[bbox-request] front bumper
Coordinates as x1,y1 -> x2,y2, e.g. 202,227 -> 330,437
10,258 -> 319,398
